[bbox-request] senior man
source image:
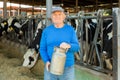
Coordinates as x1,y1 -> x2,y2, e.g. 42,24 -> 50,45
39,6 -> 80,80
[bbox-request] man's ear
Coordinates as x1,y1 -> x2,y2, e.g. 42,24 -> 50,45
63,13 -> 66,19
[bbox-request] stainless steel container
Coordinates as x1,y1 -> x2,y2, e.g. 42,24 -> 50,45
50,47 -> 67,75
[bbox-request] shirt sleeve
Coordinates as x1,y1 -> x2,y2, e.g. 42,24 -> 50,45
39,30 -> 50,64
69,29 -> 80,52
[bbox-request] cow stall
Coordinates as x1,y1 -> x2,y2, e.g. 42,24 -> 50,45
0,15 -> 46,80
74,8 -> 120,80
64,9 -> 114,79
0,8 -> 119,80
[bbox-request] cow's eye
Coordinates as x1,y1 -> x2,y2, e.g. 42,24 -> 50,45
29,56 -> 34,61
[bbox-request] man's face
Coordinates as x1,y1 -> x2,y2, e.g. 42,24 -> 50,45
51,11 -> 66,24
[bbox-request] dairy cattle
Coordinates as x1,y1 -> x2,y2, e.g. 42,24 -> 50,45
83,18 -> 113,70
0,20 -> 8,37
7,17 -> 22,34
65,18 -> 97,62
61,16 -> 113,70
102,18 -> 113,70
7,17 -> 35,44
22,21 -> 43,68
83,19 -> 97,44
82,19 -> 97,62
0,17 -> 25,38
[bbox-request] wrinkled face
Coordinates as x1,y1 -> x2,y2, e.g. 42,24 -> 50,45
51,11 -> 66,25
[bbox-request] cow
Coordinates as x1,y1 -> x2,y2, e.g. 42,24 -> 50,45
7,17 -> 23,34
5,17 -> 24,42
67,16 -> 113,70
102,18 -> 113,70
7,17 -> 34,44
22,21 -> 43,68
0,17 -> 25,39
83,18 -> 113,70
83,19 -> 97,44
0,20 -> 8,37
82,19 -> 97,63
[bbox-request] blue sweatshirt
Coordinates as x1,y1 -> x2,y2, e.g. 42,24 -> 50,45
39,24 -> 80,67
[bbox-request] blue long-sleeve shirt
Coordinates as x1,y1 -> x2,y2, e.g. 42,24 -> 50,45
39,24 -> 80,67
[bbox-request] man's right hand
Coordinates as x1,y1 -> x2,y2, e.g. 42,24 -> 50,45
46,61 -> 50,71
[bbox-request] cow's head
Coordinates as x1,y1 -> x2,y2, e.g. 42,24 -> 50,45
7,17 -> 22,34
0,20 -> 8,35
22,49 -> 39,68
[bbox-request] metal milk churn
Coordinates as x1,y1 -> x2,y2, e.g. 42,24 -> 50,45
50,47 -> 67,75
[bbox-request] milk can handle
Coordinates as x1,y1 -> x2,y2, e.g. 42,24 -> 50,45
65,48 -> 68,53
54,46 -> 68,53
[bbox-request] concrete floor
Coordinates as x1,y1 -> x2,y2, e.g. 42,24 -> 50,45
75,65 -> 113,80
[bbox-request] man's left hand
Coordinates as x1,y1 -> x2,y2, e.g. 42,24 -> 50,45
60,42 -> 71,49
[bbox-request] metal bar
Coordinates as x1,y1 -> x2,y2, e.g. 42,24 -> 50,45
95,44 -> 102,68
3,0 -> 7,18
32,0 -> 35,15
119,0 -> 120,8
67,11 -> 97,19
112,8 -> 119,80
77,63 -> 113,74
88,10 -> 103,67
67,16 -> 97,20
81,16 -> 97,19
84,12 -> 97,15
10,0 -> 11,16
75,0 -> 78,12
84,20 -> 89,63
18,0 -> 21,16
96,0 -> 98,10
79,16 -> 84,63
46,0 -> 52,26
101,16 -> 112,19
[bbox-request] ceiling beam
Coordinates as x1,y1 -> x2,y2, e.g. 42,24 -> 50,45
0,0 -> 118,9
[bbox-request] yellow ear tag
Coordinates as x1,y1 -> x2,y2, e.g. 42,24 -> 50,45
4,22 -> 7,25
9,27 -> 14,31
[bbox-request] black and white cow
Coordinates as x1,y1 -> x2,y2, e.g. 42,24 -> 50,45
82,19 -> 97,62
22,21 -> 43,68
83,19 -> 97,44
65,18 -> 97,62
0,17 -> 23,38
7,17 -> 22,34
83,18 -> 113,70
5,17 -> 24,42
7,17 -> 35,44
0,20 -> 8,37
67,16 -> 113,70
102,18 -> 113,70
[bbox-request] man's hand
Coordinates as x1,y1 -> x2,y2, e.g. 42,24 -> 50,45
60,42 -> 71,49
46,61 -> 50,71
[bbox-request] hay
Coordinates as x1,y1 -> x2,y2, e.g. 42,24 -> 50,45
0,40 -> 44,80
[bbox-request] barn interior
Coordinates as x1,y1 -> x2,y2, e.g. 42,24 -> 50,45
0,0 -> 119,17
0,0 -> 119,80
